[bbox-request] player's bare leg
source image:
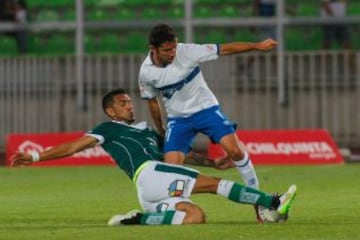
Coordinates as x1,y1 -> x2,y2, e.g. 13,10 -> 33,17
164,151 -> 186,165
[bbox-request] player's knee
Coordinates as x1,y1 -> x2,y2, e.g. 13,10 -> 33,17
164,151 -> 186,165
176,202 -> 206,224
227,146 -> 245,159
186,205 -> 206,224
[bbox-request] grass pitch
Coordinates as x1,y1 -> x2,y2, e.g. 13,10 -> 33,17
1,164 -> 359,240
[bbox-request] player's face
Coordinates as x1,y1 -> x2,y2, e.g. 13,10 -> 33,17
153,40 -> 177,66
108,94 -> 135,123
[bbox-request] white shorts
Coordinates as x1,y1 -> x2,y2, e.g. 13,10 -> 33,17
135,161 -> 199,212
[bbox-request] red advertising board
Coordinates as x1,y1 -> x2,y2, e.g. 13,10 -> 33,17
6,132 -> 115,166
208,129 -> 344,165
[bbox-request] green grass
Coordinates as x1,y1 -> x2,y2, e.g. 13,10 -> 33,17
1,164 -> 359,240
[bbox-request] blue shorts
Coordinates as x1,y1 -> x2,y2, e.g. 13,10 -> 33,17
164,105 -> 235,154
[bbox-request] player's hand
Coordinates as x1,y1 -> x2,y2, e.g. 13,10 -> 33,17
158,128 -> 166,138
255,38 -> 277,51
213,156 -> 235,170
10,152 -> 33,167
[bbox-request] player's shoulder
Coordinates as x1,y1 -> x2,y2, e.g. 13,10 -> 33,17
177,42 -> 197,50
140,53 -> 151,65
138,59 -> 152,80
177,42 -> 186,48
98,121 -> 134,129
139,54 -> 155,73
176,43 -> 203,58
178,42 -> 217,53
177,42 -> 203,51
91,121 -> 114,131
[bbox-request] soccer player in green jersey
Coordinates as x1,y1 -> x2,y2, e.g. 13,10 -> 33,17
10,88 -> 296,226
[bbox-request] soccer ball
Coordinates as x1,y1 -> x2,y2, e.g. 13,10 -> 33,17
258,206 -> 288,223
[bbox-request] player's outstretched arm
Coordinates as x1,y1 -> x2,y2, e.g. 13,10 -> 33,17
219,38 -> 278,56
10,135 -> 98,167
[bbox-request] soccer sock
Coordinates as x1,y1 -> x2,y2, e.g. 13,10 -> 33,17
216,179 -> 274,208
234,152 -> 259,189
141,211 -> 186,225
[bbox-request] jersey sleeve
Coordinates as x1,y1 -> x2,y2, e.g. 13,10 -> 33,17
138,70 -> 160,99
86,123 -> 108,145
179,43 -> 219,64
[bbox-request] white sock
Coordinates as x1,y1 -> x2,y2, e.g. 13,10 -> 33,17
234,152 -> 259,189
171,211 -> 186,225
216,179 -> 235,197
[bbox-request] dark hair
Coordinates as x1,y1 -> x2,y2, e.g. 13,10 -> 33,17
102,88 -> 127,113
149,24 -> 177,48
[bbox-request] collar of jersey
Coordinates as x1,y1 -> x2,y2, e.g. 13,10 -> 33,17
112,120 -> 148,130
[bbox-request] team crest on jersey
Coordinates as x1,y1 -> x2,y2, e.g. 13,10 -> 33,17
168,180 -> 185,197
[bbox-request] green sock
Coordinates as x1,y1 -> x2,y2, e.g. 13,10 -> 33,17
141,210 -> 185,225
217,180 -> 273,208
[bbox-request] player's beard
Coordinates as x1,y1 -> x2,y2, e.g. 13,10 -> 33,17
167,56 -> 174,64
127,113 -> 135,124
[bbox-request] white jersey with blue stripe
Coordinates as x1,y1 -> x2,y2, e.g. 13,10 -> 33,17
139,43 -> 220,118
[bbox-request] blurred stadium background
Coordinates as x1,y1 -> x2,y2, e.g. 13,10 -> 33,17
1,0 -> 360,163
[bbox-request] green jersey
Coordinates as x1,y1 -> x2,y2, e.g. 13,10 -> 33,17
88,121 -> 164,179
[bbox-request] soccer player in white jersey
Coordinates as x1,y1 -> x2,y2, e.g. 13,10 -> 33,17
138,24 -> 277,221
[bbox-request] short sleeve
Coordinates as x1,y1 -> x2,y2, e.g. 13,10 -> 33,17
179,43 -> 219,64
86,123 -> 108,145
138,71 -> 160,99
